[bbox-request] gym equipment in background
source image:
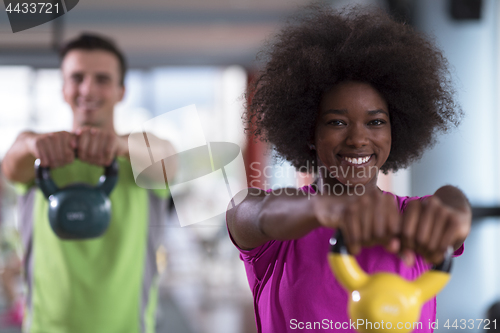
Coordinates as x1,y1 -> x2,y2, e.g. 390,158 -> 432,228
328,229 -> 452,333
35,158 -> 118,240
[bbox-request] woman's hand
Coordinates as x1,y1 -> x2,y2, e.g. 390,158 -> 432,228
315,185 -> 471,266
313,189 -> 402,255
401,188 -> 471,265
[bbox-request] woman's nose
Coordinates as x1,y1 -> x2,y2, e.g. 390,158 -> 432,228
345,124 -> 369,147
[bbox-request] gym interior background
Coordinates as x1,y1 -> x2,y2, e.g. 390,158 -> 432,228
0,0 -> 499,332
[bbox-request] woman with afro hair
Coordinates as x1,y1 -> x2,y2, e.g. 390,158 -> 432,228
226,5 -> 471,333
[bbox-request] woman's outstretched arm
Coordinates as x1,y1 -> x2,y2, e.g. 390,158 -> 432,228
226,188 -> 322,250
227,187 -> 402,253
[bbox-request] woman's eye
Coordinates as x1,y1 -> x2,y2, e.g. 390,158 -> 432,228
328,120 -> 345,126
369,119 -> 386,126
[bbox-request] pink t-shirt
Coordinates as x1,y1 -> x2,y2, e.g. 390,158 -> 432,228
228,186 -> 464,333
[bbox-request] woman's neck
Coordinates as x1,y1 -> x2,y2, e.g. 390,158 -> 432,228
316,172 -> 380,196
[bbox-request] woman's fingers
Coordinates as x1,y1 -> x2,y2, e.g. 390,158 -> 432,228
313,195 -> 343,229
372,193 -> 386,240
371,193 -> 400,251
415,196 -> 439,256
401,199 -> 421,252
432,212 -> 469,262
359,195 -> 372,243
329,193 -> 467,265
405,195 -> 470,264
384,194 -> 401,253
344,201 -> 362,255
385,237 -> 400,254
426,205 -> 449,257
336,191 -> 402,254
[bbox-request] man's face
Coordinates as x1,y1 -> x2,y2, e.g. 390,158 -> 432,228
61,49 -> 125,129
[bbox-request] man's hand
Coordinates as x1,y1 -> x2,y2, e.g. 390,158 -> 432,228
26,131 -> 77,168
75,127 -> 128,166
2,129 -> 129,184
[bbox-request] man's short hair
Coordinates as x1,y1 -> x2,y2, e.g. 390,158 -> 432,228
59,33 -> 127,86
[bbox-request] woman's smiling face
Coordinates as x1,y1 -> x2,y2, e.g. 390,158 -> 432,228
315,81 -> 392,189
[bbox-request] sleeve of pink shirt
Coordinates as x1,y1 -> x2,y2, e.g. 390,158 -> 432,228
227,226 -> 279,262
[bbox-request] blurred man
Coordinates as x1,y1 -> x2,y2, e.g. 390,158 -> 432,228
2,33 -> 174,333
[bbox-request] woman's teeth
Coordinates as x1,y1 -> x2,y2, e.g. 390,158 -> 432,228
343,155 -> 371,165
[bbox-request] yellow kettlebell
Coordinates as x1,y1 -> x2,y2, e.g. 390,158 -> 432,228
328,230 -> 452,333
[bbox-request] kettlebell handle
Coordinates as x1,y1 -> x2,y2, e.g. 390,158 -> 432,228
97,159 -> 119,196
329,228 -> 454,306
72,150 -> 119,196
34,159 -> 58,198
34,155 -> 119,198
330,229 -> 453,273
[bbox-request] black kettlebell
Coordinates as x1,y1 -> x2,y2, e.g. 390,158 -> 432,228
34,157 -> 119,240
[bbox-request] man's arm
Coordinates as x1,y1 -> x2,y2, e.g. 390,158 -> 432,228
2,128 -> 177,185
2,131 -> 76,184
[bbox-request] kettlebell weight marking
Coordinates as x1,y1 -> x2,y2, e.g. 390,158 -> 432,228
66,212 -> 86,221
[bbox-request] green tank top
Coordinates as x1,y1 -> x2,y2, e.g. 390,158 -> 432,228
16,158 -> 169,333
